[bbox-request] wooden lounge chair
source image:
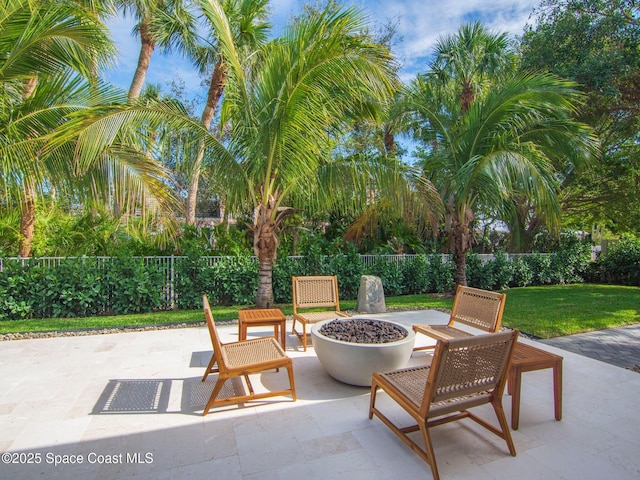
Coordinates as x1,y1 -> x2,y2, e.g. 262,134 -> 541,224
201,295 -> 296,415
369,330 -> 518,480
291,275 -> 350,351
413,285 -> 506,351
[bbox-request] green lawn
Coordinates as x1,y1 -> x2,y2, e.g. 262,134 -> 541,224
1,284 -> 638,339
499,284 -> 640,338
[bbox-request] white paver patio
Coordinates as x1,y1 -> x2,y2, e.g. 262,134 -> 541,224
1,310 -> 639,479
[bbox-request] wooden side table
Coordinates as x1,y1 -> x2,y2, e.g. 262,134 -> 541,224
238,308 -> 287,348
508,341 -> 563,430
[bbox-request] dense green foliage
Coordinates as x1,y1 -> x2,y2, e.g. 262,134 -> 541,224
521,0 -> 640,235
1,236 -> 596,319
589,237 -> 640,286
0,257 -> 165,320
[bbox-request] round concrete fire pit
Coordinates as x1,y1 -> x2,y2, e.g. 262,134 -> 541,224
310,318 -> 416,386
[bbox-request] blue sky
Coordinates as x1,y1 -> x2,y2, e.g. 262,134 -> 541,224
104,0 -> 538,103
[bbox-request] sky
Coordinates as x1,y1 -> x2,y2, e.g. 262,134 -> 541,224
104,0 -> 539,104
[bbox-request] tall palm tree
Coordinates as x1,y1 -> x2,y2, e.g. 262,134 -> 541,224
119,0 -> 196,102
185,0 -> 270,225
203,1 -> 399,306
0,0 -> 115,257
402,70 -> 598,287
431,21 -> 517,114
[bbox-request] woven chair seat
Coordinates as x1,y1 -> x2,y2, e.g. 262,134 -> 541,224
379,365 -> 430,407
223,337 -> 287,368
379,365 -> 493,417
413,324 -> 474,342
294,311 -> 349,323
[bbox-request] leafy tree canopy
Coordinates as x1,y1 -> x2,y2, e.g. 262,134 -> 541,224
521,0 -> 640,235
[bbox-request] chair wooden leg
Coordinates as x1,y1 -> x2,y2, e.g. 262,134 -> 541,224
492,399 -> 517,456
419,422 -> 440,480
244,374 -> 255,395
201,354 -> 218,382
203,376 -> 228,416
368,382 -> 378,419
292,319 -> 308,351
286,364 -> 297,401
298,321 -> 308,351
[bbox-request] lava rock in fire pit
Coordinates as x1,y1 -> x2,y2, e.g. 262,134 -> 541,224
318,319 -> 408,344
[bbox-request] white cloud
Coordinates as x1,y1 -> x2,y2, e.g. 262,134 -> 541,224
359,0 -> 536,77
102,0 -> 539,98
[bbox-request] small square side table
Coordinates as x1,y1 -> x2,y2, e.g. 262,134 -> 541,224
508,342 -> 563,430
238,308 -> 287,348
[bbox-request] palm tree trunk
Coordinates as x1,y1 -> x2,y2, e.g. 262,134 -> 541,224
128,22 -> 155,102
19,78 -> 38,257
383,126 -> 396,155
19,185 -> 36,257
449,208 -> 475,288
186,58 -> 228,224
253,202 -> 279,307
256,259 -> 274,308
460,79 -> 474,115
452,235 -> 468,287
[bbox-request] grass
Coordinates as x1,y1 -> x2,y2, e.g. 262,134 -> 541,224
1,284 -> 638,339
500,284 -> 640,338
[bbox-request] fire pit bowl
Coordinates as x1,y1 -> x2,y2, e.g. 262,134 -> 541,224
310,318 -> 416,386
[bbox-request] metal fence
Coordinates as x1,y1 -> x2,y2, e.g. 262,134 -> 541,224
0,253 -> 547,309
0,253 -> 538,271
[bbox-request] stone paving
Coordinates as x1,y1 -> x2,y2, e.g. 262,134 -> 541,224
541,324 -> 640,370
1,311 -> 639,480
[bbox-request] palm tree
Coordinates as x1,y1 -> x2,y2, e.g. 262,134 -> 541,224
185,0 -> 270,225
402,70 -> 598,287
430,21 -> 518,114
0,0 -> 189,257
0,0 -> 115,257
119,0 -> 196,102
202,2 -> 399,306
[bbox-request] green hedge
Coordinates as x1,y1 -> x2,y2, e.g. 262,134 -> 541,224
0,257 -> 164,320
0,238 -> 597,320
589,237 -> 640,286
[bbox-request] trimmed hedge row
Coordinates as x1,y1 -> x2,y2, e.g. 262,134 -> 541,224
0,238 -> 598,320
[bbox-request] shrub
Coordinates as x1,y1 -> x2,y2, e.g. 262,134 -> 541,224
212,256 -> 258,305
49,259 -> 105,317
329,245 -> 363,299
425,255 -> 455,293
509,256 -> 533,287
400,255 -> 430,295
491,251 -> 513,289
174,255 -> 217,309
272,256 -> 301,304
591,237 -> 640,286
365,258 -> 403,297
104,257 -> 164,315
465,254 -> 495,290
526,253 -> 553,285
549,238 -> 591,284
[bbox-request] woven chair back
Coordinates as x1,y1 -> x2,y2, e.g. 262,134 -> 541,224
203,295 -> 225,369
424,330 -> 517,408
450,285 -> 506,333
292,276 -> 341,311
